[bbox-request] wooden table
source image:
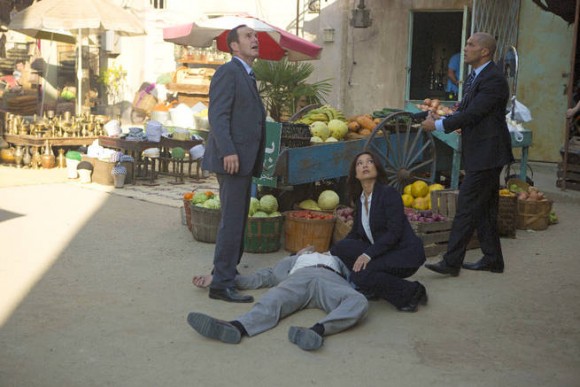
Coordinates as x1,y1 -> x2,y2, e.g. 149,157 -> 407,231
98,136 -> 204,183
4,134 -> 98,147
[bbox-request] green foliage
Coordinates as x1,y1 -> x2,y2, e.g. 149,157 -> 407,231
253,58 -> 332,122
98,62 -> 127,104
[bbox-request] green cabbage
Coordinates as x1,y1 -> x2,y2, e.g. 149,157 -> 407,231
259,194 -> 278,214
252,211 -> 269,218
318,190 -> 340,210
248,197 -> 260,216
191,192 -> 208,204
201,198 -> 220,209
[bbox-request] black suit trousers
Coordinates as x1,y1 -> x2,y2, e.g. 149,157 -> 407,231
444,167 -> 504,267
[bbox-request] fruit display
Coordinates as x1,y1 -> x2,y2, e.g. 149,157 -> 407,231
191,190 -> 220,209
249,195 -> 281,217
287,210 -> 334,220
297,189 -> 340,211
345,114 -> 379,137
294,105 -> 346,125
416,98 -> 456,116
401,181 -> 445,211
508,184 -> 550,202
335,206 -> 354,226
405,207 -> 447,223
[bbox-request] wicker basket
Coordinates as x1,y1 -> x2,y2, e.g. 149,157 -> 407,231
497,194 -> 517,238
332,205 -> 353,244
190,205 -> 221,243
244,216 -> 283,253
132,91 -> 157,113
516,199 -> 553,231
281,123 -> 311,148
183,199 -> 192,231
284,211 -> 336,253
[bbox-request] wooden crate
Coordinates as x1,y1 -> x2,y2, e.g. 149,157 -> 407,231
411,220 -> 479,257
431,189 -> 459,218
556,162 -> 580,191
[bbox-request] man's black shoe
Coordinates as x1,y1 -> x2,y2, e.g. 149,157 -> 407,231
209,287 -> 254,303
424,259 -> 460,276
187,312 -> 241,344
462,258 -> 504,273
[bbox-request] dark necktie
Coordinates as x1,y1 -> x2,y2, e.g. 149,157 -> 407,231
459,71 -> 476,110
463,71 -> 476,96
249,70 -> 258,91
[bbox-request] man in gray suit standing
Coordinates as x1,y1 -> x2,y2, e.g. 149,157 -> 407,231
201,25 -> 266,303
188,248 -> 369,351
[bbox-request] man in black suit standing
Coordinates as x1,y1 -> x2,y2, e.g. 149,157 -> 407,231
420,32 -> 514,276
201,25 -> 266,302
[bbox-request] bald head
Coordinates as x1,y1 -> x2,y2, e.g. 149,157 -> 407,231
464,32 -> 497,67
473,32 -> 497,58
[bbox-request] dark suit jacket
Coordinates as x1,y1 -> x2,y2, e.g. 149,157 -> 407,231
344,183 -> 425,268
442,61 -> 514,171
202,58 -> 266,177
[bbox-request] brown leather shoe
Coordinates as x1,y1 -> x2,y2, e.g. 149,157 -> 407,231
209,287 -> 254,303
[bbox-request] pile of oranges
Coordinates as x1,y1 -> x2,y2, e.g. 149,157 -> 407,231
401,181 -> 445,210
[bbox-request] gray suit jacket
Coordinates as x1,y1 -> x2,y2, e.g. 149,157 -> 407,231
201,58 -> 266,177
234,255 -> 351,290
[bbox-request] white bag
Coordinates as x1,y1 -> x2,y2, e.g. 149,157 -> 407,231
509,99 -> 532,123
506,114 -> 524,143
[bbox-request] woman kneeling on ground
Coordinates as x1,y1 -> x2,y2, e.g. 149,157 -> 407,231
330,151 -> 427,312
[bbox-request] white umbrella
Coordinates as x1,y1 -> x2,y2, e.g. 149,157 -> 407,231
9,0 -> 145,115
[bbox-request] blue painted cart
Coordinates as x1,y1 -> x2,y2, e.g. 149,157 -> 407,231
259,112 -> 437,195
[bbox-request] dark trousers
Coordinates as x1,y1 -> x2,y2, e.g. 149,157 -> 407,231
331,239 -> 420,308
211,173 -> 252,289
444,167 -> 504,267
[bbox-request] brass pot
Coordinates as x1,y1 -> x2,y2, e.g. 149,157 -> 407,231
0,147 -> 15,163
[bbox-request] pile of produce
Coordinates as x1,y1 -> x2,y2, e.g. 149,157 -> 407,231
371,107 -> 403,119
190,190 -> 221,209
508,184 -> 549,202
298,189 -> 340,211
401,181 -> 445,211
335,206 -> 354,226
287,210 -> 334,220
249,194 -> 282,217
405,208 -> 448,223
346,114 -> 380,137
416,98 -> 455,116
294,105 -> 346,125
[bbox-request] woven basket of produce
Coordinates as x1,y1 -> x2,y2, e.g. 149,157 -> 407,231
333,205 -> 354,244
284,210 -> 335,253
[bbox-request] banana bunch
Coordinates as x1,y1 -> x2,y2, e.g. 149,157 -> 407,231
295,105 -> 346,125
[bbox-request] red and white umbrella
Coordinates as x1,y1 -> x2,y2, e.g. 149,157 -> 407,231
163,15 -> 322,61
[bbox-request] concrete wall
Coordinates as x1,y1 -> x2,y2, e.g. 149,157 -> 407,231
309,0 -> 470,115
516,1 -> 574,162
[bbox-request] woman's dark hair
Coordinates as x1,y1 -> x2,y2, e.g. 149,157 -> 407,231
226,24 -> 247,53
346,151 -> 388,206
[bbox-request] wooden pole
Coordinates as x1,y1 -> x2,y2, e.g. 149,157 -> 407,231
562,0 -> 580,190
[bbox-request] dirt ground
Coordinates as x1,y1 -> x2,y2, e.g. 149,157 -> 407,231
0,163 -> 579,387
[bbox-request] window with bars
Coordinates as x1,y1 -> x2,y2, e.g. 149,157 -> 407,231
150,0 -> 166,9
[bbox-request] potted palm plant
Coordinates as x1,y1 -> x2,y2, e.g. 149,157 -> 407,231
253,58 -> 332,122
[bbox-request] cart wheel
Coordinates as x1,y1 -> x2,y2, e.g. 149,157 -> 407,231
131,108 -> 148,124
364,111 -> 436,192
